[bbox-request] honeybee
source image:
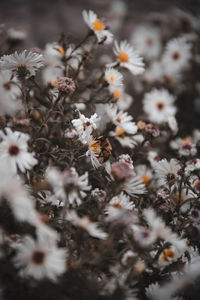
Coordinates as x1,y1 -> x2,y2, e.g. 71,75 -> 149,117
90,136 -> 112,164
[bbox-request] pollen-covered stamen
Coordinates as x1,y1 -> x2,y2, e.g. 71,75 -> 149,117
8,144 -> 20,156
118,52 -> 129,63
113,89 -> 122,99
161,248 -> 175,262
112,202 -> 122,209
172,51 -> 180,60
31,250 -> 46,265
116,128 -> 125,136
59,46 -> 65,55
92,19 -> 105,31
156,102 -> 164,111
141,174 -> 149,184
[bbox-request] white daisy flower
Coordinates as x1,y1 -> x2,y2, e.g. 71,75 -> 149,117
0,128 -> 37,174
123,175 -> 146,197
0,50 -> 44,78
135,164 -> 153,185
71,111 -> 100,144
105,192 -> 135,216
66,210 -> 108,239
143,88 -> 176,124
82,10 -> 113,44
185,159 -> 200,176
109,40 -> 145,75
0,71 -> 22,116
104,67 -> 123,87
154,158 -> 181,187
46,166 -> 91,207
14,236 -> 66,281
132,25 -> 161,60
106,104 -> 138,134
109,86 -> 133,111
110,129 -> 138,149
162,37 -> 192,75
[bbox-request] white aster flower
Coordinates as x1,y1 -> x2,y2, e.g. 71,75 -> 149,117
104,67 -> 123,87
72,111 -> 100,144
82,10 -> 113,44
106,104 -> 138,135
0,71 -> 22,116
105,192 -> 135,216
66,210 -> 108,239
109,86 -> 133,111
14,236 -> 66,281
132,25 -> 161,60
135,164 -> 153,185
0,50 -> 44,78
46,166 -> 91,207
109,40 -> 145,75
162,37 -> 191,75
143,88 -> 176,124
123,175 -> 146,197
185,159 -> 200,176
154,158 -> 181,187
0,128 -> 37,174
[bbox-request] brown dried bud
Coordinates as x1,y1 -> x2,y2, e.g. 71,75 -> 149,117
57,77 -> 76,93
145,123 -> 160,137
137,120 -> 146,130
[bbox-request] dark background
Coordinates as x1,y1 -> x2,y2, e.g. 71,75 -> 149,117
0,0 -> 200,48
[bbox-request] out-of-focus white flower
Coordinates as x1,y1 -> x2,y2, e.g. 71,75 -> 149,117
105,192 -> 135,217
132,25 -> 161,60
185,159 -> 200,176
0,50 -> 44,78
167,116 -> 178,135
109,86 -> 133,111
162,37 -> 191,75
178,142 -> 197,157
104,68 -> 123,87
135,164 -> 153,185
145,282 -> 160,299
154,158 -> 181,187
0,71 -> 22,116
82,10 -> 113,44
143,89 -> 176,124
46,166 -> 91,207
66,210 -> 108,239
108,40 -> 145,75
144,209 -> 187,252
106,104 -> 138,134
123,175 -> 146,197
110,129 -> 138,149
14,236 -> 66,281
72,111 -> 100,144
132,225 -> 157,247
0,128 -> 37,174
7,27 -> 27,41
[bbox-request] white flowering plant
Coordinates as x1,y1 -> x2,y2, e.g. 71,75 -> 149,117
0,5 -> 200,300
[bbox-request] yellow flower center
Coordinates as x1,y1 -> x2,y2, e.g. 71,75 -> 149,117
51,79 -> 57,87
110,75 -> 115,82
59,46 -> 65,55
113,89 -> 122,99
161,248 -> 175,262
93,19 -> 105,31
118,52 -> 129,63
116,128 -> 125,136
142,174 -> 149,184
182,137 -> 192,143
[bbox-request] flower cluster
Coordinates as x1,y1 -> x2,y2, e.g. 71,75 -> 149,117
0,5 -> 200,300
